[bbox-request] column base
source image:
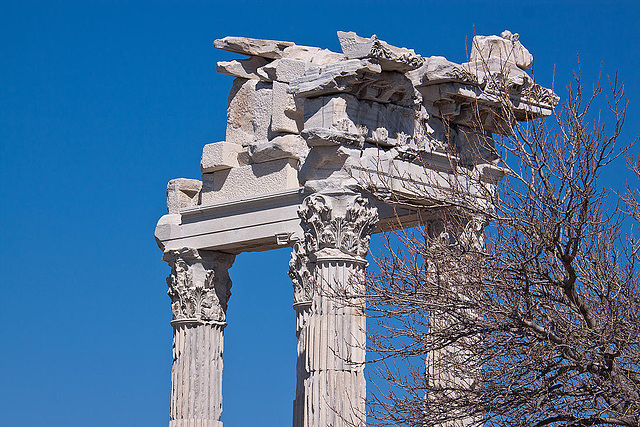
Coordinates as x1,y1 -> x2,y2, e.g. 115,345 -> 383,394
169,420 -> 223,427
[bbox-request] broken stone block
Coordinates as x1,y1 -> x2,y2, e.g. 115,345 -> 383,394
216,56 -> 272,81
303,94 -> 415,147
288,59 -> 382,98
166,178 -> 202,214
248,134 -> 308,163
214,36 -> 294,59
271,81 -> 303,134
282,45 -> 344,65
337,31 -> 424,72
408,56 -> 477,87
226,78 -> 273,146
201,158 -> 300,204
257,58 -> 307,83
200,142 -> 244,173
469,30 -> 533,71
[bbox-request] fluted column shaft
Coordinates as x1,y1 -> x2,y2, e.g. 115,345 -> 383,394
290,193 -> 377,427
424,217 -> 484,427
164,248 -> 235,427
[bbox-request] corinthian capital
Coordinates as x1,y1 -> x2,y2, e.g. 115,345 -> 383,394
163,248 -> 236,325
299,193 -> 379,259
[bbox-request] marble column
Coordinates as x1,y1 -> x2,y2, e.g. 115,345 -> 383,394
163,248 -> 236,427
290,193 -> 378,427
424,216 -> 484,427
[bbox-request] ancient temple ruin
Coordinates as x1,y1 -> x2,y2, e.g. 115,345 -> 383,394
155,30 -> 558,427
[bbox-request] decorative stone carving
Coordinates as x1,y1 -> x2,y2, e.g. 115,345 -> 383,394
337,31 -> 424,72
288,240 -> 312,304
164,248 -> 235,324
299,194 -> 378,258
288,194 -> 378,304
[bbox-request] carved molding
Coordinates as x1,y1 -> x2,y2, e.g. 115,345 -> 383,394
164,248 -> 236,324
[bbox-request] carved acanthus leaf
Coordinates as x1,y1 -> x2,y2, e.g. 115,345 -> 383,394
298,194 -> 379,258
164,249 -> 235,324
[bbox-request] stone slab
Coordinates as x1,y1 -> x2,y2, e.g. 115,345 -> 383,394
214,36 -> 294,59
201,158 -> 300,204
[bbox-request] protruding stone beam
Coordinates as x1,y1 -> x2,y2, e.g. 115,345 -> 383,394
164,248 -> 236,427
290,193 -> 378,427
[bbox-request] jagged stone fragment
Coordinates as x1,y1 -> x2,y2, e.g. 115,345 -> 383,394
216,56 -> 272,81
337,31 -> 424,72
214,36 -> 294,59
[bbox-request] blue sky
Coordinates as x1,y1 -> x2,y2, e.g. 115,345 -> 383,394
1,1 -> 639,426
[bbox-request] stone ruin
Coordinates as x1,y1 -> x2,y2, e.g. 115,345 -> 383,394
155,30 -> 558,427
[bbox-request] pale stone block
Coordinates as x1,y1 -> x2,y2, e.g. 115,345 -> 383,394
167,178 -> 202,214
213,36 -> 294,59
226,78 -> 273,146
282,45 -> 344,65
257,58 -> 307,83
248,134 -> 308,163
303,94 -> 414,146
470,30 -> 533,70
337,30 -> 424,72
271,81 -> 303,134
201,142 -> 243,173
216,56 -> 271,81
201,158 -> 299,204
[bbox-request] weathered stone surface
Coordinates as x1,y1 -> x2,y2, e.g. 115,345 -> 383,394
288,59 -> 382,98
282,45 -> 344,65
226,78 -> 273,146
271,81 -> 303,134
201,141 -> 244,173
248,134 -> 308,163
201,158 -> 299,204
257,58 -> 307,83
337,30 -> 424,72
303,94 -> 415,147
214,36 -> 294,59
216,56 -> 272,81
408,56 -> 477,87
167,178 -> 202,214
470,30 -> 533,70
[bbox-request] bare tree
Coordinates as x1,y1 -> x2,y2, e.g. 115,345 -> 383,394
364,63 -> 640,427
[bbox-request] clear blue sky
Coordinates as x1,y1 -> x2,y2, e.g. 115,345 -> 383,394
1,1 -> 639,426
